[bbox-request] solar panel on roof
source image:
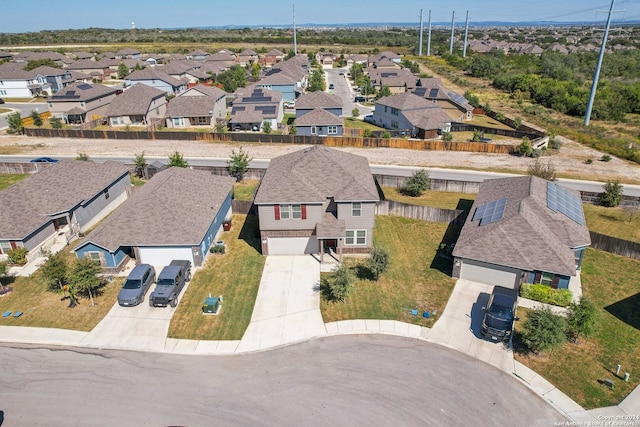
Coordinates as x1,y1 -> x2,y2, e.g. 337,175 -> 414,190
547,182 -> 585,225
472,197 -> 507,226
77,84 -> 92,90
448,91 -> 468,105
231,106 -> 246,113
428,88 -> 439,98
255,106 -> 276,115
414,88 -> 426,97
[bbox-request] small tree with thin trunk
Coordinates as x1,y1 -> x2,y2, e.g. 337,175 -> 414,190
600,180 -> 623,207
352,108 -> 359,118
68,258 -> 102,307
40,253 -> 75,305
227,147 -> 252,182
566,297 -> 598,344
30,110 -> 43,127
7,111 -> 23,134
133,152 -> 147,178
367,246 -> 390,281
323,265 -> 355,303
402,169 -> 431,197
168,150 -> 189,168
262,121 -> 272,134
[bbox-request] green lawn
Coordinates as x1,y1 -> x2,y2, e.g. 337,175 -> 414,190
383,187 -> 476,210
583,204 -> 640,243
167,214 -> 265,340
234,180 -> 259,201
515,248 -> 640,409
344,117 -> 383,131
320,216 -> 457,327
0,174 -> 29,190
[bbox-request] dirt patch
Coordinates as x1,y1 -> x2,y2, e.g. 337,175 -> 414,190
1,133 -> 639,183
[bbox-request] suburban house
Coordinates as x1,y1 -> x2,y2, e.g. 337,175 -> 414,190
0,62 -> 53,98
47,81 -> 119,124
262,48 -> 284,66
295,91 -> 343,118
66,58 -> 113,81
413,78 -> 474,121
316,52 -> 335,68
258,56 -> 310,100
124,68 -> 187,96
73,168 -> 235,270
11,51 -> 72,67
0,160 -> 131,259
236,49 -> 259,66
106,83 -> 167,127
373,92 -> 452,138
254,146 -> 380,256
165,84 -> 227,128
452,175 -> 591,291
116,48 -> 142,60
186,50 -> 211,61
294,108 -> 344,136
367,67 -> 416,94
28,66 -> 74,93
229,86 -> 283,131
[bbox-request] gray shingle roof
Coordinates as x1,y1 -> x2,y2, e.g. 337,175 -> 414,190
295,91 -> 343,109
402,108 -> 452,130
165,96 -> 215,117
254,146 -> 379,204
0,160 -> 129,240
184,84 -> 226,99
295,108 -> 343,126
51,82 -> 117,102
75,168 -> 235,251
106,83 -> 165,116
376,92 -> 435,110
126,68 -> 184,88
452,175 -> 591,276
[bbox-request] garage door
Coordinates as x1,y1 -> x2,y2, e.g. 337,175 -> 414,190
138,246 -> 194,269
459,259 -> 519,289
268,237 -> 318,255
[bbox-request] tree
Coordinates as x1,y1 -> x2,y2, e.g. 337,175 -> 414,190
402,169 -> 431,197
75,152 -> 90,161
0,261 -> 7,290
117,62 -> 129,79
518,136 -> 533,156
262,121 -> 272,134
307,69 -> 325,92
49,117 -> 63,129
324,265 -> 355,303
133,152 -> 147,178
23,59 -> 61,71
40,252 -> 68,294
367,246 -> 390,281
227,147 -> 252,182
520,307 -> 567,354
377,85 -> 392,98
214,122 -> 227,133
7,112 -> 23,135
472,128 -> 482,142
168,150 -> 189,168
68,258 -> 102,307
527,158 -> 557,181
352,107 -> 359,117
600,180 -> 623,207
566,297 -> 598,343
442,131 -> 453,142
30,110 -> 43,127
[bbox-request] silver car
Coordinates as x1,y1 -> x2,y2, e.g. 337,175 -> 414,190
117,264 -> 156,306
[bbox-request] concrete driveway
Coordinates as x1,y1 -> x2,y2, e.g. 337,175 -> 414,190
427,279 -> 515,373
236,256 -> 326,352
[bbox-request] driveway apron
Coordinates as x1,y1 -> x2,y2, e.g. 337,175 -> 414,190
236,256 -> 326,352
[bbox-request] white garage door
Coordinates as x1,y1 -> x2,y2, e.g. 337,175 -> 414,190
459,259 -> 519,289
138,246 -> 194,269
268,237 -> 318,255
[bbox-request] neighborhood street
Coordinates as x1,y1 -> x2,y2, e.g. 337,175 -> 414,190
0,335 -> 563,427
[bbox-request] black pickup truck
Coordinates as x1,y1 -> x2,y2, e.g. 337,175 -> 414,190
481,286 -> 519,342
149,260 -> 192,307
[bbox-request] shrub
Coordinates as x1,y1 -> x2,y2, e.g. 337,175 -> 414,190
321,265 -> 355,302
30,110 -> 43,127
566,297 -> 598,343
585,158 -> 593,164
549,136 -> 562,150
600,180 -> 623,207
367,246 -> 390,281
518,136 -> 533,156
527,158 -> 557,181
209,245 -> 226,254
402,169 -> 431,197
519,283 -> 573,307
363,129 -> 372,137
472,128 -> 482,142
49,117 -> 63,129
7,247 -> 28,265
601,154 -> 612,162
75,152 -> 90,161
442,131 -> 453,142
520,307 -> 567,354
382,131 -> 391,138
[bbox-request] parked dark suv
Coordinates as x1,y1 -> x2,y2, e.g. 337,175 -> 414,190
481,286 -> 519,342
118,264 -> 156,306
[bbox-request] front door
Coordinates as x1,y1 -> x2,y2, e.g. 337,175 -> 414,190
52,216 -> 68,231
324,239 -> 337,253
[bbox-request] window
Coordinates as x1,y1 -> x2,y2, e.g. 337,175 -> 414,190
0,241 -> 11,255
391,107 -> 399,116
328,126 -> 338,134
291,204 -> 302,219
279,204 -> 302,220
352,202 -> 362,217
391,120 -> 399,129
345,230 -> 366,245
310,126 -> 317,135
88,252 -> 101,262
280,204 -> 290,219
540,272 -> 553,286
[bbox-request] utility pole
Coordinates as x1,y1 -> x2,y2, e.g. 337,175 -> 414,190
427,10 -> 432,56
449,11 -> 456,55
585,0 -> 615,126
418,9 -> 424,57
463,11 -> 470,58
293,4 -> 298,55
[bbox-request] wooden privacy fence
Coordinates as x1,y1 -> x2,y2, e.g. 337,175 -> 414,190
589,231 -> 640,260
375,200 -> 467,225
231,200 -> 255,215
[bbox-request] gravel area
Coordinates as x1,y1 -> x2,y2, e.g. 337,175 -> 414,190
1,133 -> 639,182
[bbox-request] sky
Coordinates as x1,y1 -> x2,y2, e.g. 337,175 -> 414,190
3,0 -> 639,33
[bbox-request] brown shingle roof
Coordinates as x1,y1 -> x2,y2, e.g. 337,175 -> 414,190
452,176 -> 591,276
126,68 -> 184,87
295,91 -> 343,109
0,160 -> 129,239
106,83 -> 165,116
376,92 -> 435,110
254,146 -> 379,204
165,96 -> 215,117
51,82 -> 117,102
295,108 -> 343,126
75,168 -> 235,250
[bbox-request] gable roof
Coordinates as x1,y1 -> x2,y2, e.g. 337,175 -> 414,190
106,83 -> 165,116
126,68 -> 185,88
376,92 -> 436,110
295,108 -> 343,126
402,107 -> 452,131
452,175 -> 591,276
51,82 -> 117,102
0,160 -> 129,240
165,95 -> 216,118
74,168 -> 235,251
254,146 -> 379,204
295,91 -> 343,109
182,84 -> 226,99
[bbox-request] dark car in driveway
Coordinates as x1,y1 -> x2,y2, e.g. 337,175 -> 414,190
118,264 -> 156,306
481,286 -> 519,342
30,157 -> 59,163
0,98 -> 5,104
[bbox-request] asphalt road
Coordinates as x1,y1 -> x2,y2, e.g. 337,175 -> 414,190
0,335 -> 564,427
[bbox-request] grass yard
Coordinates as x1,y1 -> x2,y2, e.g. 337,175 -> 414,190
0,250 -> 122,331
234,180 -> 259,201
0,174 -> 29,190
167,214 -> 265,340
583,204 -> 640,243
382,187 -> 476,211
320,216 -> 457,327
344,117 -> 383,131
514,248 -> 640,409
